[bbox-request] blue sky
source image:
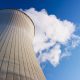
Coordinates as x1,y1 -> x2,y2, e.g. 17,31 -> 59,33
0,0 -> 80,23
0,0 -> 80,80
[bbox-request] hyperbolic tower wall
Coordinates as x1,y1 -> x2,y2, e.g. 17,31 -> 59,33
0,9 -> 46,80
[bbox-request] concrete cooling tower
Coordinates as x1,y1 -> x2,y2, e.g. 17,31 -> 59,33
0,9 -> 46,80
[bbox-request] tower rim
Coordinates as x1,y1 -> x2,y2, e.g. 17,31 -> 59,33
0,9 -> 35,36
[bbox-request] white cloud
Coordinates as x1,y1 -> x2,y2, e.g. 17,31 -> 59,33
39,44 -> 61,67
71,35 -> 80,48
22,8 -> 80,67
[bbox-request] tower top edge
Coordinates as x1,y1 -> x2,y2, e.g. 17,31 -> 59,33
0,9 -> 35,35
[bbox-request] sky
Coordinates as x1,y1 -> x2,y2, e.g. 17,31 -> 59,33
0,0 -> 80,80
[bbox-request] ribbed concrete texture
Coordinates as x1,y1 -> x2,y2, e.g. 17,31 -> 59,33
0,9 -> 46,80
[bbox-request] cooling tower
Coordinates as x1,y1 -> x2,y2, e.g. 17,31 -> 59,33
0,9 -> 46,80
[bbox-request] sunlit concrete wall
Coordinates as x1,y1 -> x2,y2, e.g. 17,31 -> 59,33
0,9 -> 46,80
